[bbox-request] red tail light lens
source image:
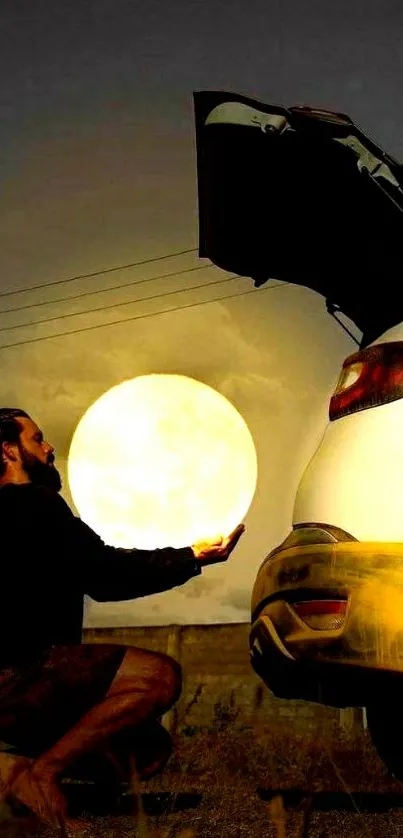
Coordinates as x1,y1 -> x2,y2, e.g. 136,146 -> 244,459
329,341 -> 403,421
293,599 -> 347,630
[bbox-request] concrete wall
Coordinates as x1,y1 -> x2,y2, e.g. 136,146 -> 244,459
83,623 -> 364,736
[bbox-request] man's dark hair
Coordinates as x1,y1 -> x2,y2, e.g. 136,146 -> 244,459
0,408 -> 30,476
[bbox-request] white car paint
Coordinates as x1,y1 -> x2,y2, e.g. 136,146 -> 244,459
293,322 -> 403,542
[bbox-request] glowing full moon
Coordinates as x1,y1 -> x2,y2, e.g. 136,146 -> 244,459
68,374 -> 257,549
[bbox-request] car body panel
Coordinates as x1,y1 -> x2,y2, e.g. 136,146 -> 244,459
293,396 -> 403,542
252,539 -> 403,665
250,530 -> 403,704
294,323 -> 403,542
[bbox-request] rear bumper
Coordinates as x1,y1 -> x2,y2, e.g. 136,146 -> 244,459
250,527 -> 403,706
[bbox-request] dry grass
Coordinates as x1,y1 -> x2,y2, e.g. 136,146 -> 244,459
0,716 -> 401,836
137,717 -> 403,838
157,719 -> 400,795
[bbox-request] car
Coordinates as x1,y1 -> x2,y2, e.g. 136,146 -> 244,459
249,326 -> 403,694
193,90 -> 403,780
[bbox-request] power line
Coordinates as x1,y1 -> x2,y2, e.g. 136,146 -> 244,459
0,247 -> 198,300
0,273 -> 241,335
0,281 -> 286,351
1,264 -> 209,316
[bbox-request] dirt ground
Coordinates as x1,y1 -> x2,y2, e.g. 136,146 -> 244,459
3,786 -> 403,838
1,721 -> 403,837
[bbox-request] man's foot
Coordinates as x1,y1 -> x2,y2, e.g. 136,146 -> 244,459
7,766 -> 68,826
134,719 -> 173,780
137,750 -> 171,780
106,719 -> 173,782
0,752 -> 31,794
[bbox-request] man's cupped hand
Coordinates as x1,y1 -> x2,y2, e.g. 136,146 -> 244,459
192,523 -> 245,566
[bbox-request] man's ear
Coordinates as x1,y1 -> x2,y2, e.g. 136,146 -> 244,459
1,441 -> 19,463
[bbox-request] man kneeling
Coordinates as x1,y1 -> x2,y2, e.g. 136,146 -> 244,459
0,408 -> 245,825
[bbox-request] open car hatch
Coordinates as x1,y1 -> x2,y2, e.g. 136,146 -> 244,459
193,91 -> 403,346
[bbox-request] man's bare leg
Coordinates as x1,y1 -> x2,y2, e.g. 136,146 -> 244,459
8,647 -> 181,825
0,753 -> 31,795
99,716 -> 173,781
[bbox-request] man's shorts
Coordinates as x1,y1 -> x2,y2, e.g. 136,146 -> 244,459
0,644 -> 126,757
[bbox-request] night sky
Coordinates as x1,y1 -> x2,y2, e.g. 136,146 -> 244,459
0,0 -> 401,626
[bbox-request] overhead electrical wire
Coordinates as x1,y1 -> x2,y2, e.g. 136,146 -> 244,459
0,273 -> 245,334
0,281 -> 287,352
0,239 -> 361,351
0,264 -> 210,316
0,247 -> 198,300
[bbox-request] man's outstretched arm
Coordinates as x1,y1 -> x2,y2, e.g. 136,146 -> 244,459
68,509 -> 245,602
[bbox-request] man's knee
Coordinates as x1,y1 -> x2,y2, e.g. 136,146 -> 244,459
110,647 -> 182,711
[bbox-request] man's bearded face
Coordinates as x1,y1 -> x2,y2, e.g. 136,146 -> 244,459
18,440 -> 62,491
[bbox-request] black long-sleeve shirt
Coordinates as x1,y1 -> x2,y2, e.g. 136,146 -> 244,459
0,482 -> 201,667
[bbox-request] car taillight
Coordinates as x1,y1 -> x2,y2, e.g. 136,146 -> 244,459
293,599 -> 347,630
329,341 -> 403,421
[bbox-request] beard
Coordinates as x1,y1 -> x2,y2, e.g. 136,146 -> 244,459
18,443 -> 62,492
